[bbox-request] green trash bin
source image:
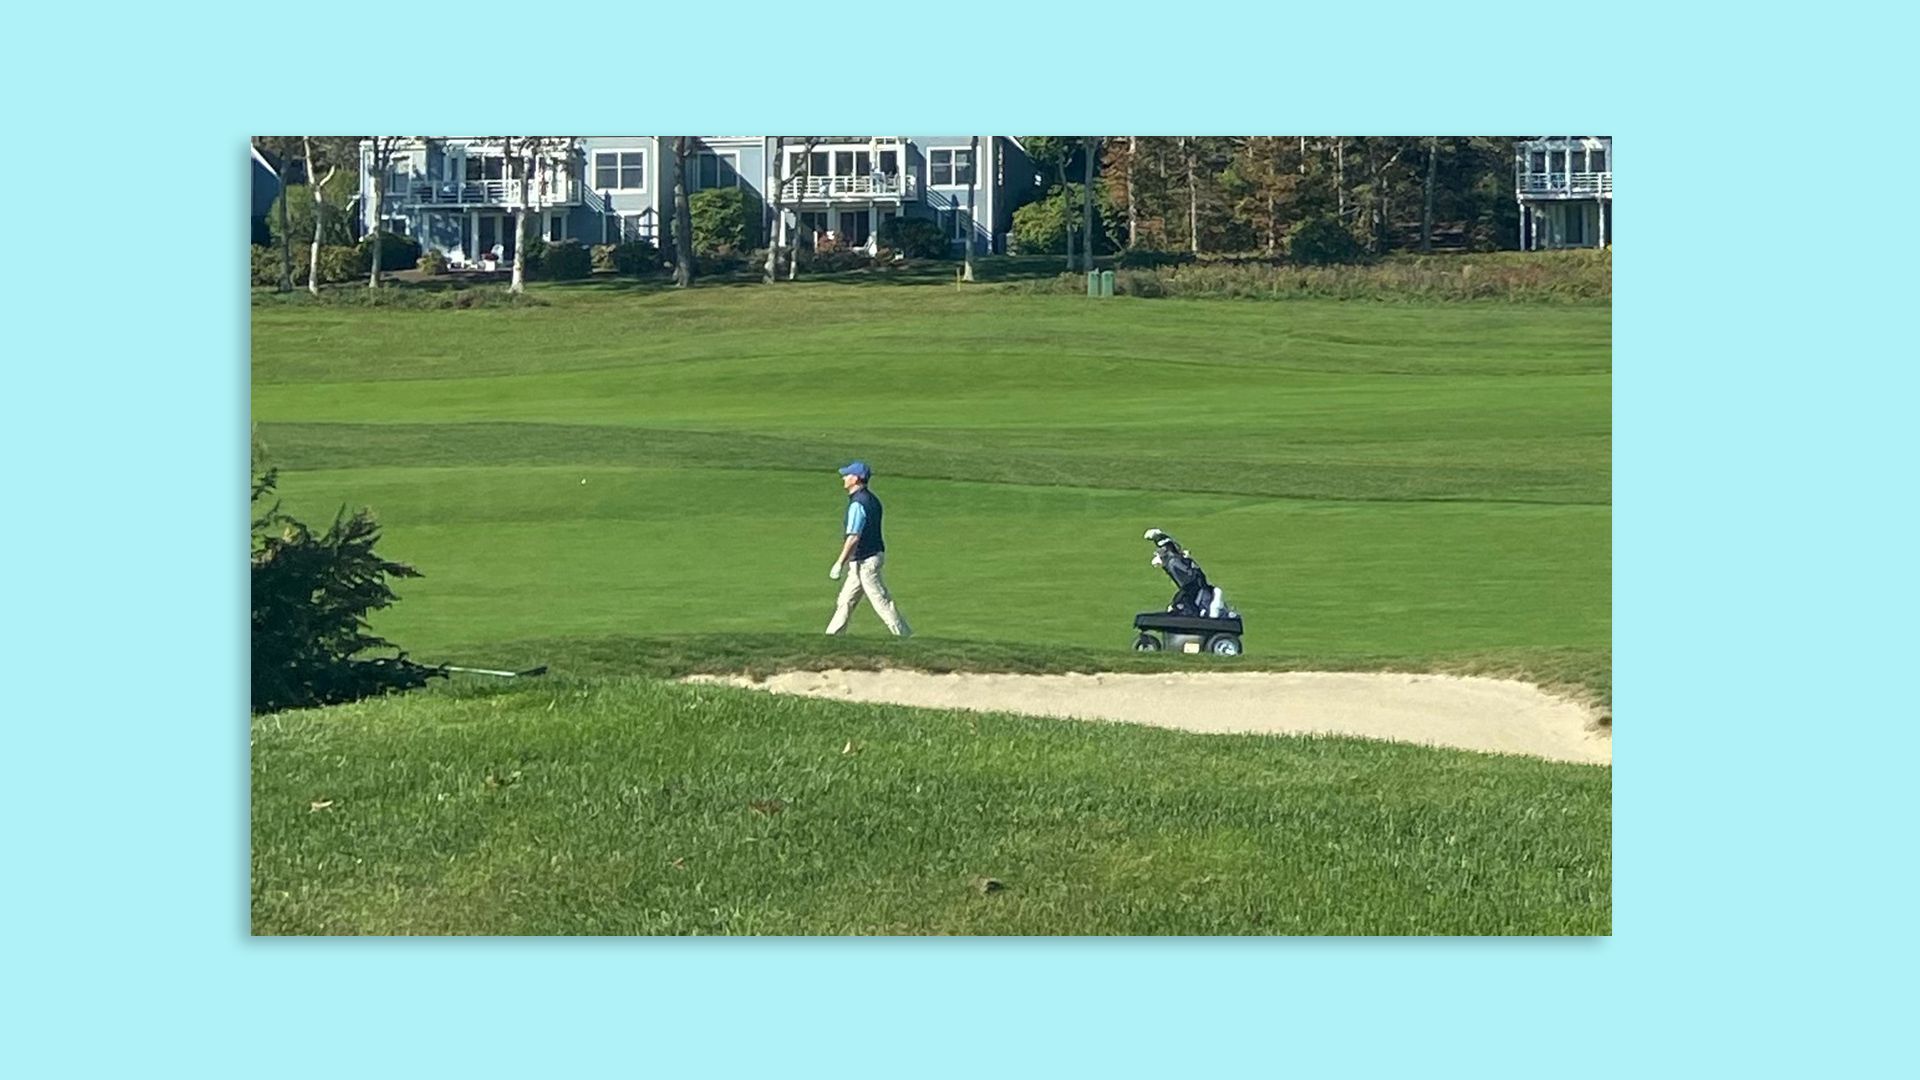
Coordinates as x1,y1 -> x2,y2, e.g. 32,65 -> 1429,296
1087,270 -> 1100,297
1100,269 -> 1115,297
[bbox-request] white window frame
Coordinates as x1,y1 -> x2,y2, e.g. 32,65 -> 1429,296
548,212 -> 567,243
381,215 -> 410,236
928,147 -> 974,188
593,149 -> 648,192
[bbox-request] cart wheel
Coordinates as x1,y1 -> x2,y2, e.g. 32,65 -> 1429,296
1133,634 -> 1163,652
1207,634 -> 1243,657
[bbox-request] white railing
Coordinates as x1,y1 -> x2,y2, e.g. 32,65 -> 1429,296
395,178 -> 583,207
1518,172 -> 1612,196
779,173 -> 915,201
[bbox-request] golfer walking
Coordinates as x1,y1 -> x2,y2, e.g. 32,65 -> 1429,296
826,461 -> 911,637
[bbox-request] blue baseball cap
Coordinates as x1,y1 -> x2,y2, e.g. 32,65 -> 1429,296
838,460 -> 871,480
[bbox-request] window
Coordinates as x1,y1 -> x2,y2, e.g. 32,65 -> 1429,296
381,216 -> 409,236
594,150 -> 647,191
604,212 -> 654,243
466,155 -> 506,181
929,148 -> 974,187
548,213 -> 567,242
692,152 -> 739,190
878,150 -> 898,176
383,164 -> 409,193
1529,151 -> 1547,173
1589,148 -> 1607,173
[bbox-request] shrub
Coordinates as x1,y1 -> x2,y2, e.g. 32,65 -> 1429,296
359,231 -> 421,273
796,246 -> 874,273
251,444 -> 441,712
1287,214 -> 1364,265
878,215 -> 949,259
317,245 -> 361,284
541,239 -> 593,280
611,240 -> 660,275
690,187 -> 753,253
520,236 -> 549,277
418,248 -> 448,275
268,183 -> 357,249
252,245 -> 291,287
1010,183 -> 1112,257
693,250 -> 755,276
1116,248 -> 1194,270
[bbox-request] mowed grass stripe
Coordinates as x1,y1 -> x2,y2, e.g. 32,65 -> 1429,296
268,465 -> 1607,662
252,288 -> 1609,386
259,420 -> 1605,505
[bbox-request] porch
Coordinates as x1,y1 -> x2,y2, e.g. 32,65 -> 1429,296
779,173 -> 916,202
1517,172 -> 1612,198
395,177 -> 584,209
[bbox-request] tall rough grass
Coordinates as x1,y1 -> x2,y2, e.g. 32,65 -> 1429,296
1007,250 -> 1610,303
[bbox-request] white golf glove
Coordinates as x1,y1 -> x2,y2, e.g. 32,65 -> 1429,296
828,560 -> 844,580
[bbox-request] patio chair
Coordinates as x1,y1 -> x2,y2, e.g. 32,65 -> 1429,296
447,246 -> 468,270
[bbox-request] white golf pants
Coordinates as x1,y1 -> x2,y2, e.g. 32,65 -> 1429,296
827,553 -> 912,637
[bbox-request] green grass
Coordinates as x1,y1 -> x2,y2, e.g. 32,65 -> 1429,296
251,280 -> 1610,934
253,674 -> 1609,935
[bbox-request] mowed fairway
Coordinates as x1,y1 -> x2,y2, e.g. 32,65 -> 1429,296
251,280 -> 1610,935
253,285 -> 1609,663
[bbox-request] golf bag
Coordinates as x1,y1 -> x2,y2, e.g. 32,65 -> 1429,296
1146,528 -> 1230,618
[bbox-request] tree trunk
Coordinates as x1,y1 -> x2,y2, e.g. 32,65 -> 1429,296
963,136 -> 978,281
510,140 -> 529,294
367,141 -> 384,289
275,163 -> 292,292
765,136 -> 784,283
1082,136 -> 1096,270
302,136 -> 330,296
671,137 -> 695,288
1126,136 -> 1138,249
1059,160 -> 1073,271
1184,137 -> 1199,255
1422,136 -> 1439,252
1335,138 -> 1346,225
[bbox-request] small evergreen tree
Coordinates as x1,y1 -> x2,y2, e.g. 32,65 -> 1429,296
250,443 -> 440,712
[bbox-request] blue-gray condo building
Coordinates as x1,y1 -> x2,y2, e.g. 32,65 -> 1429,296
356,136 -> 1038,260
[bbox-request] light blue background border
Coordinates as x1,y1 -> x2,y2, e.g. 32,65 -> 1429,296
12,1 -> 1909,1074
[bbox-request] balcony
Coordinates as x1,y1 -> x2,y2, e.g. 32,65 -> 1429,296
393,177 -> 584,209
779,173 -> 916,202
1517,172 -> 1612,198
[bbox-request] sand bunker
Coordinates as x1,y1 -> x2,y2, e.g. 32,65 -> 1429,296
687,669 -> 1610,766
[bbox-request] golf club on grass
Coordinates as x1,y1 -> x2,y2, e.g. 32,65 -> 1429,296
439,663 -> 549,678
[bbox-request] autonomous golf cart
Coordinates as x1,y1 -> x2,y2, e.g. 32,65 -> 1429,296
1132,528 -> 1245,655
